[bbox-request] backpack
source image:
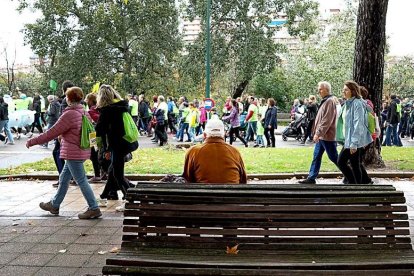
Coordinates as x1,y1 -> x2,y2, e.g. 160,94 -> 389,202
80,112 -> 96,149
367,112 -> 376,135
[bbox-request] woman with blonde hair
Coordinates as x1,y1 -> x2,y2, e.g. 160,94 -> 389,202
95,85 -> 138,211
26,87 -> 101,219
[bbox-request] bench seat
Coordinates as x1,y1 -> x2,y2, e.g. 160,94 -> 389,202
103,184 -> 414,275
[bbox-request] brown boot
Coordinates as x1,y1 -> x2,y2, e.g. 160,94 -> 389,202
39,201 -> 59,215
78,208 -> 102,219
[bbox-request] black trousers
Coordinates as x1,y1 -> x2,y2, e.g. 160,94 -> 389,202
264,126 -> 275,147
90,147 -> 100,177
52,140 -> 65,174
101,150 -> 130,199
229,127 -> 247,146
155,123 -> 168,145
31,114 -> 43,133
337,147 -> 371,184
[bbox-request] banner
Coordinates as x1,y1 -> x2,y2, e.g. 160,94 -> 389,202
49,80 -> 58,91
92,82 -> 100,93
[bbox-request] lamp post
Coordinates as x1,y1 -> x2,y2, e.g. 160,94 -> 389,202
205,0 -> 212,99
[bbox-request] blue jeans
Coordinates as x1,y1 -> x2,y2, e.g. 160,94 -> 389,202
51,160 -> 98,210
178,122 -> 190,141
245,121 -> 257,141
385,124 -> 402,146
0,120 -> 14,143
308,140 -> 338,180
256,135 -> 264,146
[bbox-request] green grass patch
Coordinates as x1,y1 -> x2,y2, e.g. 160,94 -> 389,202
1,147 -> 413,175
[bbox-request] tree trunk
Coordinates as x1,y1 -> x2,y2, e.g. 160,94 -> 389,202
353,0 -> 388,168
232,80 -> 249,99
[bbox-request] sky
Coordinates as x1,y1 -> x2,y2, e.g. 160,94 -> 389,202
0,0 -> 413,66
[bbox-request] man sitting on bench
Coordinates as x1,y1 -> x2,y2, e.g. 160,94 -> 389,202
182,119 -> 247,184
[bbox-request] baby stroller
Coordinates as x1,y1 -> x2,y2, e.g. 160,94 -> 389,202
282,112 -> 308,142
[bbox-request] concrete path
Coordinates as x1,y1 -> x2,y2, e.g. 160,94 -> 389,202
0,179 -> 414,275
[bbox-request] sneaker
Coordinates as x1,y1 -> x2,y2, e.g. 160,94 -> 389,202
115,203 -> 125,212
298,178 -> 316,184
89,176 -> 102,183
39,201 -> 59,215
16,134 -> 21,140
96,198 -> 108,207
78,208 -> 102,219
253,144 -> 259,148
259,145 -> 265,148
40,144 -> 48,149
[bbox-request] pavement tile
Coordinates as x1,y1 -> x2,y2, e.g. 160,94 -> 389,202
67,219 -> 101,227
46,253 -> 90,267
54,226 -> 91,235
83,254 -> 108,268
65,243 -> 100,255
8,253 -> 55,266
27,226 -> 62,235
0,265 -> 41,276
75,234 -> 112,245
38,218 -> 72,227
41,234 -> 81,244
76,267 -> 103,276
0,252 -> 20,265
34,266 -> 79,276
11,233 -> 49,243
0,226 -> 32,234
0,219 -> 15,226
85,227 -> 119,235
0,233 -> 20,242
27,243 -> 69,254
0,242 -> 36,253
94,219 -> 124,227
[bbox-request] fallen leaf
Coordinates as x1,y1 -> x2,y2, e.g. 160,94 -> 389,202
79,233 -> 87,236
226,244 -> 239,255
11,229 -> 17,233
312,261 -> 316,264
12,223 -> 19,226
27,221 -> 35,226
98,251 -> 107,255
109,247 -> 120,253
58,249 -> 67,253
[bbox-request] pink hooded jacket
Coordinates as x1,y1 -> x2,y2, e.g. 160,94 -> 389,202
27,104 -> 91,160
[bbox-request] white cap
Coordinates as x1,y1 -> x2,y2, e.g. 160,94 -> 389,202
205,119 -> 225,137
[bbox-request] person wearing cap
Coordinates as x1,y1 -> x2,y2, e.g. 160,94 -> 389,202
182,119 -> 247,184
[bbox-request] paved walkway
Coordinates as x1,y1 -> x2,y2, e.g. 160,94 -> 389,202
1,179 -> 414,275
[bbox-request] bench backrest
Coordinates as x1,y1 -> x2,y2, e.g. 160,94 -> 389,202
122,184 -> 411,252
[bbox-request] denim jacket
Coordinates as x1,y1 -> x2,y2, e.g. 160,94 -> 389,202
336,97 -> 372,149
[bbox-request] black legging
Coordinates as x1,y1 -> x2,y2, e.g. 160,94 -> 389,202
101,150 -> 130,199
229,127 -> 247,146
264,126 -> 275,147
31,114 -> 43,133
337,147 -> 371,184
90,147 -> 100,177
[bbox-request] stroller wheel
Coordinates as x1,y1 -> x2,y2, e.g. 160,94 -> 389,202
282,135 -> 287,141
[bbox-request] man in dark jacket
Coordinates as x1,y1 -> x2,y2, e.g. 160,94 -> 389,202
384,95 -> 402,146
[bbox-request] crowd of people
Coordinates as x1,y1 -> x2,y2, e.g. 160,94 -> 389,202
1,79 -> 413,218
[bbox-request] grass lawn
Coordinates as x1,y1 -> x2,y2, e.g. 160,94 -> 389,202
1,146 -> 413,176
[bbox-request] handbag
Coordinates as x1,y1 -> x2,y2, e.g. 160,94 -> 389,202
123,112 -> 139,143
80,112 -> 96,149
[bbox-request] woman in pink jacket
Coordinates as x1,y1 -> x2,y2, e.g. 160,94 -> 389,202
26,87 -> 101,219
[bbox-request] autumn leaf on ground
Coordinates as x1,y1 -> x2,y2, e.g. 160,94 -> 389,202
98,251 -> 107,255
58,249 -> 67,253
110,247 -> 120,253
226,244 -> 239,255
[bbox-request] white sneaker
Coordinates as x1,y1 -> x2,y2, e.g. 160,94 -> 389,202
115,203 -> 125,212
26,132 -> 33,138
96,198 -> 108,207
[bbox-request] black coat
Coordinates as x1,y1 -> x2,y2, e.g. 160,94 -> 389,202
96,100 -> 138,154
264,106 -> 278,129
0,103 -> 9,121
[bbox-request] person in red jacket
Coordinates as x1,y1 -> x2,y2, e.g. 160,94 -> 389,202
26,87 -> 102,219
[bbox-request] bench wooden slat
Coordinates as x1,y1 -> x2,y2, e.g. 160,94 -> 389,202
133,194 -> 407,205
134,203 -> 407,213
131,210 -> 408,220
136,182 -> 397,191
123,219 -> 409,229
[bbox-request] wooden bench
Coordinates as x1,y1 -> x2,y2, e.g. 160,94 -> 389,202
103,183 -> 414,275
